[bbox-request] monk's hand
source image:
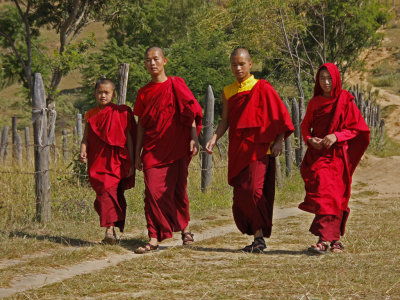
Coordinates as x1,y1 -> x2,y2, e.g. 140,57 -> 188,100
79,151 -> 87,163
308,137 -> 323,150
135,155 -> 143,171
270,139 -> 283,157
321,134 -> 337,149
205,136 -> 217,154
190,139 -> 199,156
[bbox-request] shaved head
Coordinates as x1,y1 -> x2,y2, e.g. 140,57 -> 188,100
230,47 -> 251,61
145,46 -> 165,58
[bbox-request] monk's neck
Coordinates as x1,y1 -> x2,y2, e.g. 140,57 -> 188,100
151,73 -> 168,83
98,103 -> 112,110
321,92 -> 332,98
236,74 -> 251,84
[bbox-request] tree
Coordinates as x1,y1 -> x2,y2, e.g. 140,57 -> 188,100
0,0 -> 108,105
79,0 -> 233,114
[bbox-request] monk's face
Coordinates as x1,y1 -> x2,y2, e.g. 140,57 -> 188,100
319,69 -> 333,97
95,83 -> 114,109
230,53 -> 252,83
145,49 -> 167,77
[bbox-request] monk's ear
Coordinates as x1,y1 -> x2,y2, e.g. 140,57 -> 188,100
249,59 -> 253,68
163,57 -> 167,66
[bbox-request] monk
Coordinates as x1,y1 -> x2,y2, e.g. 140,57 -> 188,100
300,63 -> 370,254
205,48 -> 294,253
80,77 -> 136,245
133,47 -> 203,253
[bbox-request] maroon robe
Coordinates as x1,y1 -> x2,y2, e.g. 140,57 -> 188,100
299,63 -> 370,241
86,103 -> 136,231
228,80 -> 294,237
134,77 -> 202,242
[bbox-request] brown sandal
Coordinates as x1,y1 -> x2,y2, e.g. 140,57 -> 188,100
330,240 -> 344,253
101,230 -> 117,245
242,237 -> 266,253
308,240 -> 329,254
181,232 -> 194,246
134,243 -> 159,254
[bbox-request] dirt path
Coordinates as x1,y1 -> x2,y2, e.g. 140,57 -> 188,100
0,207 -> 303,298
2,152 -> 399,299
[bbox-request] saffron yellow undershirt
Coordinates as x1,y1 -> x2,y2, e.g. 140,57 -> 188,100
223,75 -> 258,101
223,75 -> 272,155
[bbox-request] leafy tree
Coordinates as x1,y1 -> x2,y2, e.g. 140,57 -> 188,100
0,0 -> 108,105
79,0 -> 233,114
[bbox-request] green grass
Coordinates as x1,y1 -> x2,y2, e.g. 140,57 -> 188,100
367,131 -> 400,157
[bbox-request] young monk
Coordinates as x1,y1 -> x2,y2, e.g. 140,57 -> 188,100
133,47 -> 203,253
80,77 -> 136,245
205,48 -> 294,253
300,63 -> 370,253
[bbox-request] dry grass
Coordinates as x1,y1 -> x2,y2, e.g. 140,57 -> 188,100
8,190 -> 399,299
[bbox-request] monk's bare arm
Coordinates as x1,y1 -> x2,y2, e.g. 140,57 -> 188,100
205,93 -> 229,154
135,121 -> 144,171
79,125 -> 88,163
190,120 -> 199,156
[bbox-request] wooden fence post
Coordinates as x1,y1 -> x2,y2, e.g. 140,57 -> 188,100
117,63 -> 129,105
275,157 -> 282,187
76,114 -> 83,143
15,132 -> 22,166
0,126 -> 9,164
291,98 -> 301,166
73,126 -> 78,144
48,107 -> 57,163
25,127 -> 31,163
358,92 -> 364,118
12,116 -> 17,163
376,105 -> 381,128
201,85 -> 215,192
32,73 -> 51,223
284,100 -> 293,176
379,119 -> 385,149
62,130 -> 69,162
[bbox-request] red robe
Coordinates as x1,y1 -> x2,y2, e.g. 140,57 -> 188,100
86,103 -> 136,231
134,77 -> 202,241
299,63 -> 370,239
228,79 -> 294,237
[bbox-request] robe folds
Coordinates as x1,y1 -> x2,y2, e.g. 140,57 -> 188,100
299,63 -> 370,237
134,77 -> 202,241
137,77 -> 202,170
228,79 -> 294,237
86,103 -> 136,231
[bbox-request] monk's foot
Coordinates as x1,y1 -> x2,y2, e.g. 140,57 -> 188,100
241,237 -> 266,253
308,239 -> 329,254
330,240 -> 344,253
181,232 -> 194,246
101,232 -> 117,245
134,243 -> 159,254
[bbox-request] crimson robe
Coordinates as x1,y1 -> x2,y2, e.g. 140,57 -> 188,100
86,103 -> 136,231
228,79 -> 294,237
134,77 -> 202,241
299,63 -> 370,238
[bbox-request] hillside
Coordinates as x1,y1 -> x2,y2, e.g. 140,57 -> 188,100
346,6 -> 400,143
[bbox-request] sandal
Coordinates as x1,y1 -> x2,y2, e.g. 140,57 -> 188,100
242,237 -> 266,253
134,243 -> 159,254
101,231 -> 117,245
181,232 -> 194,246
308,239 -> 329,254
330,240 -> 344,253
